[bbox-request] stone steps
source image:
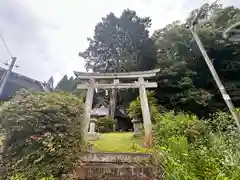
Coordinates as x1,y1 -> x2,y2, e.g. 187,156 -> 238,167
75,152 -> 162,180
80,152 -> 152,163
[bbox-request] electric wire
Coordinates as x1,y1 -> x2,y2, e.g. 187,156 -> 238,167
0,30 -> 13,59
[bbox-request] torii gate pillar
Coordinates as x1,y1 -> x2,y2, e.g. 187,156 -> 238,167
83,79 -> 95,140
138,77 -> 152,147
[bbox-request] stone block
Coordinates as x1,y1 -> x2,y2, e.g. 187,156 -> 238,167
131,119 -> 142,137
87,132 -> 100,141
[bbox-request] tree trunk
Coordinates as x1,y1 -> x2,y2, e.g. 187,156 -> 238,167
110,88 -> 117,118
109,59 -> 120,126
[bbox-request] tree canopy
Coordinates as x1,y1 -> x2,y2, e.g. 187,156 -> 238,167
55,75 -> 76,92
79,9 -> 157,73
152,3 -> 240,116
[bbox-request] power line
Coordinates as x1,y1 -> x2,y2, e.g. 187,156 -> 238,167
0,30 -> 19,69
0,30 -> 13,59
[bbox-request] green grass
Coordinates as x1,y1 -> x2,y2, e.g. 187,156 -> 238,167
90,132 -> 152,153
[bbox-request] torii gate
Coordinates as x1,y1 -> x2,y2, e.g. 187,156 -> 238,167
74,69 -> 160,147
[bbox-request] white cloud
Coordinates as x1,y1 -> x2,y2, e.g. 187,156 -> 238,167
0,0 -> 239,85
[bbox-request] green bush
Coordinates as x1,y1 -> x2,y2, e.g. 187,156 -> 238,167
153,111 -> 240,180
0,90 -> 85,179
208,111 -> 239,137
127,91 -> 161,123
96,117 -> 114,133
10,173 -> 54,180
153,111 -> 206,145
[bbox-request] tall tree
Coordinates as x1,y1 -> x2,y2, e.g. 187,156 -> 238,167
80,9 -> 157,117
55,75 -> 77,92
79,9 -> 157,73
55,75 -> 69,91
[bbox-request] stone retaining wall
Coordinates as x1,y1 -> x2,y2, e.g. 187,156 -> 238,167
76,152 -> 163,180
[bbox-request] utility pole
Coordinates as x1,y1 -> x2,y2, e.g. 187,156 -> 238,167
190,6 -> 240,130
0,57 -> 17,98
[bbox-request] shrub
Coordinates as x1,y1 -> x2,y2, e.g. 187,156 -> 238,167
153,111 -> 240,180
96,117 -> 114,133
127,91 -> 161,123
153,111 -> 206,145
0,90 -> 85,179
208,111 -> 239,137
10,173 -> 54,180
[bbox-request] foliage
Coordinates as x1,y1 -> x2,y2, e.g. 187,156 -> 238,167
80,9 -> 156,73
152,2 -> 240,117
127,91 -> 161,123
96,116 -> 115,133
55,75 -> 86,100
55,75 -> 73,92
153,111 -> 207,144
0,90 -> 85,179
153,111 -> 240,180
72,89 -> 86,99
207,110 -> 239,136
55,75 -> 82,93
10,173 -> 54,180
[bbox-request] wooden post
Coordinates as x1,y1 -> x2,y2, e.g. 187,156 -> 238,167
83,79 -> 95,141
138,77 -> 152,148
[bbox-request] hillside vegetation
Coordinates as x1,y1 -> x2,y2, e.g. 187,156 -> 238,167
0,90 -> 86,179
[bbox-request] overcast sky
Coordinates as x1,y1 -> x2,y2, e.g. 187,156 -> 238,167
0,0 -> 239,85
